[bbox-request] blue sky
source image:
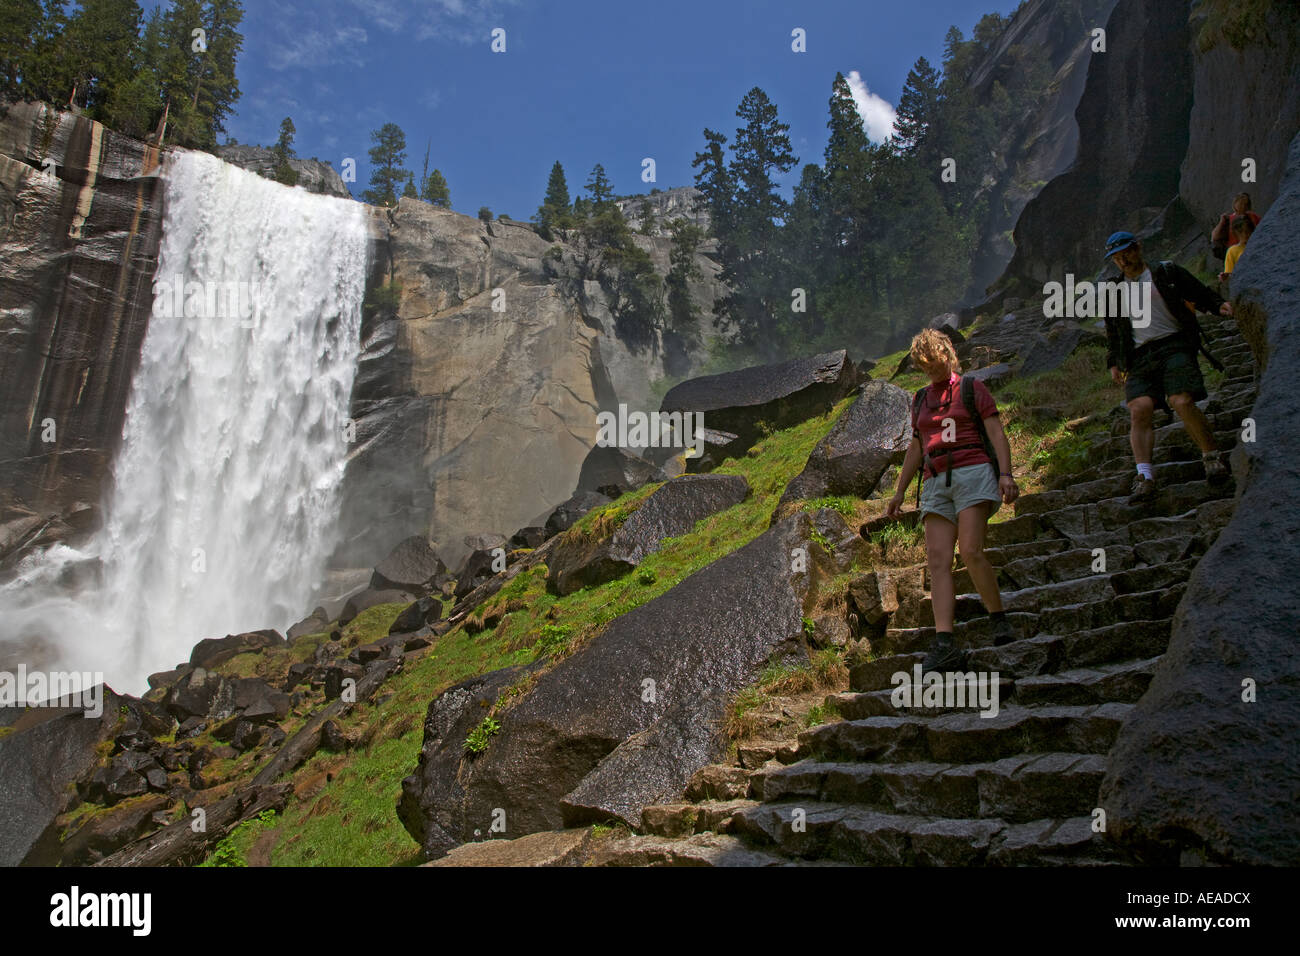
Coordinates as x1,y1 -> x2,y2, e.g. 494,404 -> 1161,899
207,0 -> 1020,215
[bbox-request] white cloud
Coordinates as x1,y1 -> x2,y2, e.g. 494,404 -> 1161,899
845,70 -> 897,144
414,0 -> 523,45
269,26 -> 369,71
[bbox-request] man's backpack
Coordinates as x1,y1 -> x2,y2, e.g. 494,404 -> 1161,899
910,375 -> 1000,508
1151,260 -> 1226,372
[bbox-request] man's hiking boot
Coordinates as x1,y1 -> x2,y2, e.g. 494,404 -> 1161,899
921,632 -> 966,672
991,615 -> 1016,647
1130,472 -> 1157,503
1203,449 -> 1230,485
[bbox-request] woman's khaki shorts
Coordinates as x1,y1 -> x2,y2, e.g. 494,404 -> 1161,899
920,462 -> 1002,525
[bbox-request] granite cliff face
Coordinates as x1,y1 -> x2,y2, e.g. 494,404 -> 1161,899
613,185 -> 711,237
217,144 -> 352,199
0,100 -> 162,555
334,198 -> 728,570
1178,1 -> 1300,227
992,0 -> 1300,298
960,0 -> 1120,299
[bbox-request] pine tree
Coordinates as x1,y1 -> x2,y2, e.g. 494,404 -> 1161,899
402,173 -> 417,199
0,1 -> 45,100
102,6 -> 165,138
7,0 -> 69,103
691,127 -> 734,237
585,163 -> 614,210
62,0 -> 141,115
637,197 -> 656,235
422,169 -> 450,207
720,86 -> 798,348
893,56 -> 941,155
533,160 -> 571,236
273,116 -> 297,185
665,217 -> 704,334
361,122 -> 408,206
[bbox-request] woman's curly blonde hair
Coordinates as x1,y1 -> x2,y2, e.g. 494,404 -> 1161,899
910,328 -> 960,376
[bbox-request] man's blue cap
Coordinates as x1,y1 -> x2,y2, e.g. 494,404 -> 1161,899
1104,231 -> 1139,259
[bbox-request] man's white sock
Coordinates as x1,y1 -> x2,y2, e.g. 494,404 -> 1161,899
1136,462 -> 1154,480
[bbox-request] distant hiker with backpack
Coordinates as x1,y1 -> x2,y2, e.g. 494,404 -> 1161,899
885,329 -> 1019,671
1102,232 -> 1233,501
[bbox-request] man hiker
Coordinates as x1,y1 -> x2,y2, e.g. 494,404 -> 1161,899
885,329 -> 1019,671
1102,231 -> 1233,501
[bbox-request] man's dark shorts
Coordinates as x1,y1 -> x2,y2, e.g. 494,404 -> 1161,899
1124,335 -> 1207,411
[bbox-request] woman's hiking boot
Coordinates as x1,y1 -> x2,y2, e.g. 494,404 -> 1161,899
1130,472 -> 1157,502
921,631 -> 965,672
1203,449 -> 1230,485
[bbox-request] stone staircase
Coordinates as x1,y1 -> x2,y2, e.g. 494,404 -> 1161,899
635,316 -> 1256,865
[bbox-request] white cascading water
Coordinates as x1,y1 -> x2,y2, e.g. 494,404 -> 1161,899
0,148 -> 368,694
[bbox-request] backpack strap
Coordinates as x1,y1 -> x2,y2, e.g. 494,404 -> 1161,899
962,375 -> 1000,482
911,387 -> 927,508
1154,260 -> 1226,372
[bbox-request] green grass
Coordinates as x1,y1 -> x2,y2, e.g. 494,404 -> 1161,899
803,495 -> 856,517
199,808 -> 279,867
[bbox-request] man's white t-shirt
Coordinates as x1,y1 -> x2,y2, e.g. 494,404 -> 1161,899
1131,268 -> 1183,347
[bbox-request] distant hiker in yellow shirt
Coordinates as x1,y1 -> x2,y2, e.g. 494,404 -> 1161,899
1219,215 -> 1254,282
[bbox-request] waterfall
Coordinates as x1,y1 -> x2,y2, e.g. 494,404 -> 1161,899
0,149 -> 368,694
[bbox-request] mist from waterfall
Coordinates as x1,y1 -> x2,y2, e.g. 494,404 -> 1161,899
0,149 -> 369,695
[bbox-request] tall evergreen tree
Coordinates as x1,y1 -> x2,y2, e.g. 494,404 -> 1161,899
102,6 -> 165,138
893,56 -> 941,155
422,168 -> 450,207
361,122 -> 408,206
62,0 -> 141,114
721,86 -> 798,349
272,115 -> 297,185
533,160 -> 571,236
585,162 -> 614,210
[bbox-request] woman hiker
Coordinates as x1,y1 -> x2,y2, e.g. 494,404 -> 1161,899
885,329 -> 1019,671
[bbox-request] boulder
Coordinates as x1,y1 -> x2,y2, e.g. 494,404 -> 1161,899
287,608 -> 330,640
1017,325 -> 1103,378
546,474 -> 749,595
227,678 -> 291,723
60,794 -> 169,865
84,752 -> 161,806
398,511 -> 835,858
389,596 -> 445,635
777,381 -> 911,508
965,363 -> 1013,388
370,536 -> 448,593
0,686 -> 126,865
1099,129 -> 1300,866
189,629 -> 285,670
574,445 -> 663,499
339,588 -> 417,624
452,547 -> 508,600
164,667 -> 226,720
660,350 -> 864,470
543,491 -> 612,537
508,526 -> 549,549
